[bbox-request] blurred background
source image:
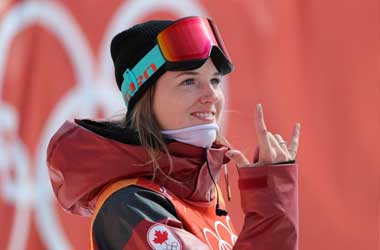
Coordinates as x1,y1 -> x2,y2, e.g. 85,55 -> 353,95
0,0 -> 379,249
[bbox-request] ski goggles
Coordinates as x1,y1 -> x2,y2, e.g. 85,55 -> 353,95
121,16 -> 233,106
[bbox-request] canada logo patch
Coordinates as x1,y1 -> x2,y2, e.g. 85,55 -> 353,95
147,224 -> 182,250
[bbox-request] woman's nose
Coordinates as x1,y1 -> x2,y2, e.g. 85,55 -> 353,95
199,83 -> 218,104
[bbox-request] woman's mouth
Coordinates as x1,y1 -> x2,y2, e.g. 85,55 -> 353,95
190,112 -> 216,121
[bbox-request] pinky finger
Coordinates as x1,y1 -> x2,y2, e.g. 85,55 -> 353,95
288,123 -> 301,159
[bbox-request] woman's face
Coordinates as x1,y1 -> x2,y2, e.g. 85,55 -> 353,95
153,58 -> 225,130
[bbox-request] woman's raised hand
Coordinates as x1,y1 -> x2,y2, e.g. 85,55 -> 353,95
225,104 -> 301,168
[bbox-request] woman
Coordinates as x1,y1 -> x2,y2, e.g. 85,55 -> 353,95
47,16 -> 300,250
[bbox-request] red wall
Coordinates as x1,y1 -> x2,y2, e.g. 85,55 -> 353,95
0,1 -> 378,249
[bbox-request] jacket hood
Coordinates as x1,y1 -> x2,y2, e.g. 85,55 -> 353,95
46,120 -> 230,216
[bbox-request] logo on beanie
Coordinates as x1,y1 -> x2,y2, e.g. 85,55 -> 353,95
121,44 -> 166,107
123,63 -> 158,103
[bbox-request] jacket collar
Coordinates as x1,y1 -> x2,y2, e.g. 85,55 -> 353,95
47,120 -> 229,216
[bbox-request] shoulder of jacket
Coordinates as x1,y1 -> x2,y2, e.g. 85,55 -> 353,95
97,184 -> 177,217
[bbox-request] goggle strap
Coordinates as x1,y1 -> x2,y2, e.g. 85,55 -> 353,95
121,45 -> 165,106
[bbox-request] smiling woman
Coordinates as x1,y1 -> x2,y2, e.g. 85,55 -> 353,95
46,16 -> 300,250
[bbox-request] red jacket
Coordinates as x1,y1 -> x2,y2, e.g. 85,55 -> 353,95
47,119 -> 298,250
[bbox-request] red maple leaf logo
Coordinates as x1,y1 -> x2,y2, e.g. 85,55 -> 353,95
153,230 -> 168,245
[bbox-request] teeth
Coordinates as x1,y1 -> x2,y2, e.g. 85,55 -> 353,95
192,112 -> 214,118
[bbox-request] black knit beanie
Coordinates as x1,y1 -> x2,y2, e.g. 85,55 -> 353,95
110,20 -> 173,113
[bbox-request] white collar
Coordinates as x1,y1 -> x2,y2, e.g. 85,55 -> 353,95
161,123 -> 219,148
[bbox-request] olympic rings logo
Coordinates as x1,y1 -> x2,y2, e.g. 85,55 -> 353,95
203,216 -> 238,250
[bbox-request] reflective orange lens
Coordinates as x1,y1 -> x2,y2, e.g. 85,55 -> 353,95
157,17 -> 228,62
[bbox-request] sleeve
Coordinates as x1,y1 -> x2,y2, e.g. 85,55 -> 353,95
232,164 -> 299,250
92,185 -> 209,250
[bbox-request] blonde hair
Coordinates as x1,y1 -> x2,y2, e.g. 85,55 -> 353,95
128,84 -> 172,177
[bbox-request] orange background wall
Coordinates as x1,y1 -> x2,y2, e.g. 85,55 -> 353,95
0,1 -> 378,249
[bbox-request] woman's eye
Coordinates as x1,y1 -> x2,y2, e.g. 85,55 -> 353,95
182,79 -> 196,86
211,78 -> 221,86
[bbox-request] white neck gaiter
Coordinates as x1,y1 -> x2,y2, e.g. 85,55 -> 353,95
161,123 -> 219,148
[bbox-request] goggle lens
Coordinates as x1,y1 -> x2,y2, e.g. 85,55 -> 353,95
157,17 -> 227,62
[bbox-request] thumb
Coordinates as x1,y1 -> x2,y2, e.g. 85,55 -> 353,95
225,150 -> 250,168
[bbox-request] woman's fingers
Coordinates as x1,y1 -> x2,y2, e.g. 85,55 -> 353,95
239,103 -> 301,166
274,133 -> 289,153
267,132 -> 291,162
225,149 -> 250,168
255,104 -> 271,148
288,123 -> 301,159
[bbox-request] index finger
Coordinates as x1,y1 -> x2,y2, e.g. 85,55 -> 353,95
255,104 -> 270,145
255,103 -> 268,135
